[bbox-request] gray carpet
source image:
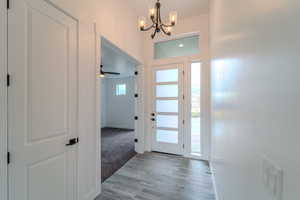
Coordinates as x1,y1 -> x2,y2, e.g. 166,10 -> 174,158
101,127 -> 137,182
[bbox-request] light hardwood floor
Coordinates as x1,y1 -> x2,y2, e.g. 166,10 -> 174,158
95,152 -> 215,200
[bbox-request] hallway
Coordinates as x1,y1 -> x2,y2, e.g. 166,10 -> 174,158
2,0 -> 300,200
96,153 -> 215,200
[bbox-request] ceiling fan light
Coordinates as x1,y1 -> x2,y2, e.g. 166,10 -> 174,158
98,69 -> 105,78
97,73 -> 105,78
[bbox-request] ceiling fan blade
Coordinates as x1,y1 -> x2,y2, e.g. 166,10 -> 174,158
103,71 -> 121,75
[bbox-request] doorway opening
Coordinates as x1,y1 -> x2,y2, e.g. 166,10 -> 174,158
100,38 -> 139,182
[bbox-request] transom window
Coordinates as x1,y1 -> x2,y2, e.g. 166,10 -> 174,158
154,35 -> 200,59
116,84 -> 126,96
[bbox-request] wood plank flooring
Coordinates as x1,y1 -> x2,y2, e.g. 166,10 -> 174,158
95,152 -> 215,200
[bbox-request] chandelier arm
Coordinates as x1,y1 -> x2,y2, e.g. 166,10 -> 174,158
151,28 -> 157,39
161,23 -> 175,28
158,5 -> 162,24
150,16 -> 156,24
155,0 -> 161,25
160,25 -> 171,36
141,24 -> 155,31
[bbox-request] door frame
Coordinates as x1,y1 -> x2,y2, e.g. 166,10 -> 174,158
95,35 -> 145,156
134,64 -> 146,154
148,57 -> 208,160
0,0 -> 8,199
150,63 -> 185,155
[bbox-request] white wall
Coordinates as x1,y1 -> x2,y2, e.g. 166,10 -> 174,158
102,77 -> 135,129
142,15 -> 211,159
49,0 -> 144,62
210,0 -> 300,200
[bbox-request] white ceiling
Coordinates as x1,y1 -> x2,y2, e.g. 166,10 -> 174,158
101,38 -> 139,78
129,0 -> 209,20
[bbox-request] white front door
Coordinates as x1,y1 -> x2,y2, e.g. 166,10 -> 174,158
151,65 -> 184,155
8,0 -> 78,200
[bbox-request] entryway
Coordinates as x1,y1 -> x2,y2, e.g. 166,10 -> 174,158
150,61 -> 203,159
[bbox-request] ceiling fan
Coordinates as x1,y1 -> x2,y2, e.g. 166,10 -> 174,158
99,64 -> 120,78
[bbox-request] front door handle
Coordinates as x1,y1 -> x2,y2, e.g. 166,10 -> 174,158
66,138 -> 79,146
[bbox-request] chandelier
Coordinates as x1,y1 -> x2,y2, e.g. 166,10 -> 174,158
138,0 -> 177,39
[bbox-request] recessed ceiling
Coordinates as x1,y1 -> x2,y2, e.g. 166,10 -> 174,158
129,0 -> 209,20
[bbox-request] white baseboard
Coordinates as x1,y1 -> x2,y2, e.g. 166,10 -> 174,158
85,190 -> 101,200
210,163 -> 220,200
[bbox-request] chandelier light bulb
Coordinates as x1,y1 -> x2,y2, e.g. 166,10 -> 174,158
138,16 -> 146,30
169,11 -> 178,25
166,27 -> 172,34
149,8 -> 155,17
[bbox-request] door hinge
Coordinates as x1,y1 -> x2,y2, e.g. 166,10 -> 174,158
183,120 -> 185,124
7,152 -> 10,165
183,95 -> 185,100
7,74 -> 10,87
183,144 -> 185,149
7,0 -> 10,9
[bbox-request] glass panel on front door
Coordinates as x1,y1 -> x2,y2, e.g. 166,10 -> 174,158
156,100 -> 178,113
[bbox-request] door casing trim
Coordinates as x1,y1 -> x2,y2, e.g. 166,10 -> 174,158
0,0 -> 8,199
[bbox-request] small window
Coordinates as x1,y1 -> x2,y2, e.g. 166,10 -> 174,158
116,84 -> 126,96
154,35 -> 199,59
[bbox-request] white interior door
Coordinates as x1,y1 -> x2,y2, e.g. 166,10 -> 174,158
8,0 -> 78,200
151,65 -> 184,155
